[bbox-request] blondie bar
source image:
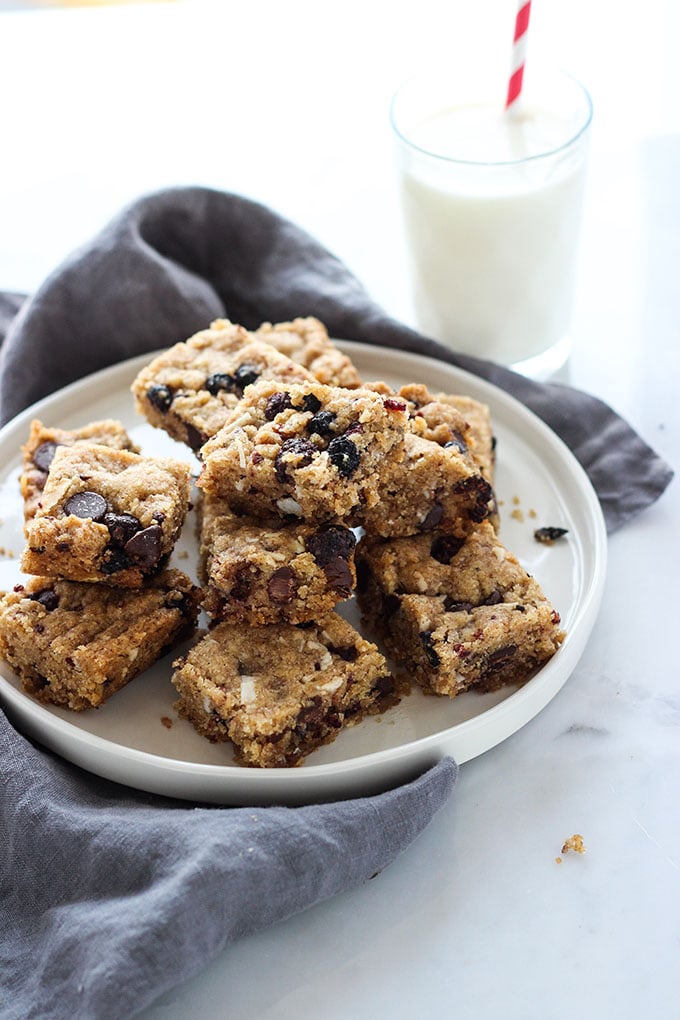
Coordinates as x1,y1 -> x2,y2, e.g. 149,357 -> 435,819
131,321 -> 315,453
20,418 -> 139,524
197,379 -> 409,522
199,495 -> 356,624
172,614 -> 400,767
21,444 -> 191,586
254,317 -> 362,388
0,570 -> 200,710
360,384 -> 495,538
356,521 -> 564,696
398,384 -> 496,484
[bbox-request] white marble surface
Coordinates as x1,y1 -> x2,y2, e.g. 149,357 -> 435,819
1,2 -> 678,1018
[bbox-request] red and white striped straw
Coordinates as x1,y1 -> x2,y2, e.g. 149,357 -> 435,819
505,0 -> 531,109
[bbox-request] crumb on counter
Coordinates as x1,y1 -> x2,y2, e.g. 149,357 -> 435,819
510,508 -> 525,523
160,716 -> 173,729
561,833 -> 586,856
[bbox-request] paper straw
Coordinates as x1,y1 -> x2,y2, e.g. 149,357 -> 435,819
505,0 -> 531,108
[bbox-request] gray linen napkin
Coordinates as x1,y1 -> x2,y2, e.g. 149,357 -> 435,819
0,717 -> 457,1020
0,186 -> 672,1019
0,187 -> 673,530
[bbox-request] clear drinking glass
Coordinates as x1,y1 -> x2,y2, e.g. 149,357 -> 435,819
391,67 -> 593,378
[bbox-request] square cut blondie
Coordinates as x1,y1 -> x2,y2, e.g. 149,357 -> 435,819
199,495 -> 356,625
20,418 -> 139,525
356,521 -> 564,696
21,444 -> 191,586
0,570 -> 200,710
131,321 -> 315,453
254,317 -> 362,388
197,379 -> 409,523
172,614 -> 401,768
398,384 -> 496,484
359,384 -> 495,538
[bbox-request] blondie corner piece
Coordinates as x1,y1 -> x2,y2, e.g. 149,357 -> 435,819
356,521 -> 565,696
197,379 -> 409,523
199,495 -> 356,625
172,614 -> 401,767
20,417 -> 139,526
360,383 -> 496,538
0,570 -> 200,710
254,317 -> 363,388
130,320 -> 315,453
21,444 -> 191,586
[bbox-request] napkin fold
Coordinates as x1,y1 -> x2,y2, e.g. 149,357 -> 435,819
0,187 -> 673,1019
0,716 -> 457,1020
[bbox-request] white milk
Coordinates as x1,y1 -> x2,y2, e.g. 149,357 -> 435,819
398,103 -> 589,368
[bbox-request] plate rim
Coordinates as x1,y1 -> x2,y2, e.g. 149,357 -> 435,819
0,341 -> 607,802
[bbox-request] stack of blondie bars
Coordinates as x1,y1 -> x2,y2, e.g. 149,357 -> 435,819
0,317 -> 565,767
0,420 -> 201,710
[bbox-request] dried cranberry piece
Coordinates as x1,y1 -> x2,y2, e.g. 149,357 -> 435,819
274,437 -> 316,483
205,373 -> 235,396
267,566 -> 297,604
307,410 -> 336,436
103,512 -> 141,546
64,491 -> 108,521
123,524 -> 163,570
29,589 -> 59,612
343,421 -> 363,436
301,393 -> 322,413
33,441 -> 60,473
430,534 -> 465,563
327,436 -> 360,477
383,398 -> 406,412
264,392 -> 293,420
147,384 -> 173,413
305,525 -> 356,566
419,631 -> 441,668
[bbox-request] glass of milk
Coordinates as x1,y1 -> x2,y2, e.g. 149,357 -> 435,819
391,67 -> 593,378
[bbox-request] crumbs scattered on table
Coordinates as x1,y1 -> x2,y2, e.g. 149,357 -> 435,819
528,508 -> 537,519
512,495 -> 521,506
160,716 -> 173,729
0,547 -> 15,558
510,508 -> 525,523
534,526 -> 569,545
556,833 -> 586,863
176,549 -> 189,560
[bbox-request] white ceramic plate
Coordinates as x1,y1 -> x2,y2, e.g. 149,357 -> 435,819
0,343 -> 606,804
